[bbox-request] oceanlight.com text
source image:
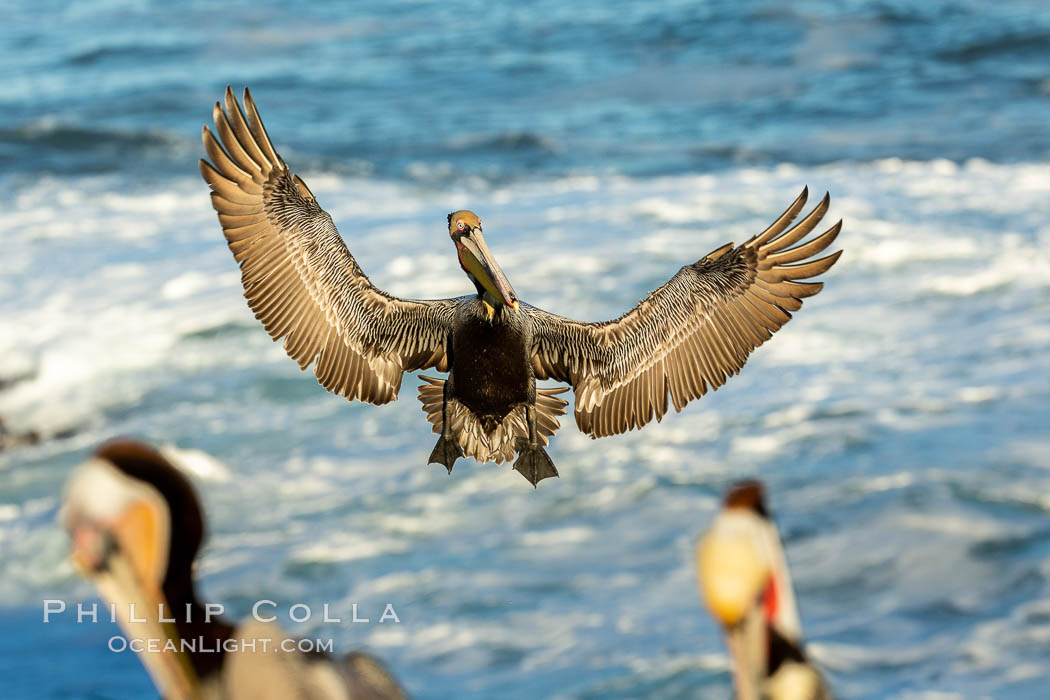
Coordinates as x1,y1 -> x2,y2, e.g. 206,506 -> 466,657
107,635 -> 336,655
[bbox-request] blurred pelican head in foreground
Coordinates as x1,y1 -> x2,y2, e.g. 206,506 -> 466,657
62,439 -> 405,700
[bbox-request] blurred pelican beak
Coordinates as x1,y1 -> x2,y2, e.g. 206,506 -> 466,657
83,547 -> 202,699
458,227 -> 519,310
64,460 -> 202,700
696,512 -> 772,700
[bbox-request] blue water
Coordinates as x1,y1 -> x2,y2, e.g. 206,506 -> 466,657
2,1 -> 1050,698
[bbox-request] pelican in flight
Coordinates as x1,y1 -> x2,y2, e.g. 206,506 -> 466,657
62,439 -> 406,700
696,481 -> 831,700
200,87 -> 842,486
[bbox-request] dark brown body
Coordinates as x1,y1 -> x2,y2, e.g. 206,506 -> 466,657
447,299 -> 535,432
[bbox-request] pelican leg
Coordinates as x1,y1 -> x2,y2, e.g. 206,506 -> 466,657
512,405 -> 558,487
427,388 -> 461,474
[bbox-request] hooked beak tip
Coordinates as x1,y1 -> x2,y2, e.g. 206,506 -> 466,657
70,524 -> 109,574
70,549 -> 93,575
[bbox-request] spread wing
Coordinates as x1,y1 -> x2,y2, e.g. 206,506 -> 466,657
200,86 -> 456,405
527,188 -> 842,437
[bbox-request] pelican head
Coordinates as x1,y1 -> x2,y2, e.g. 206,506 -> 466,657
61,440 -> 206,698
696,480 -> 824,700
448,210 -> 519,313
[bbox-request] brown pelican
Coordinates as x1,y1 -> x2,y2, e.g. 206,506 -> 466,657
200,86 -> 842,486
62,439 -> 406,700
696,481 -> 831,700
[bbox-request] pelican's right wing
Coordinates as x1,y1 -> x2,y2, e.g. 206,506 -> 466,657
200,87 -> 456,405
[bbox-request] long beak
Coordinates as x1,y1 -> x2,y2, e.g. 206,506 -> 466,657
458,228 -> 519,310
70,526 -> 202,699
723,610 -> 766,700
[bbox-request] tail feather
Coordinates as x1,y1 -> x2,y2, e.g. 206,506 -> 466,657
417,377 -> 568,464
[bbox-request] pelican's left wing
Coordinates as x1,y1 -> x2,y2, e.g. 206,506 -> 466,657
527,188 -> 841,438
200,87 -> 457,405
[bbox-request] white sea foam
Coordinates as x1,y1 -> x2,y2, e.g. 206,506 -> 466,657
159,445 -> 233,483
2,159 -> 1049,697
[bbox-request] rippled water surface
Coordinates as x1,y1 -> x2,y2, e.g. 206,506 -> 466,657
2,2 -> 1050,698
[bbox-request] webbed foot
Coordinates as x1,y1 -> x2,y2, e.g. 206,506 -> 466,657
512,438 -> 559,487
428,435 -> 462,474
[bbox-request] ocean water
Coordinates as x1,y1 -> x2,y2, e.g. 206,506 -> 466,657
2,1 -> 1050,698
